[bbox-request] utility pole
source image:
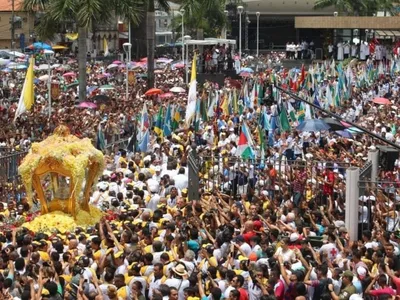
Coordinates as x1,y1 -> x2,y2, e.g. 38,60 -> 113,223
11,0 -> 15,50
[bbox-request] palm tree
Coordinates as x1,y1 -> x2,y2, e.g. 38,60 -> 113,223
22,0 -> 143,101
176,0 -> 227,40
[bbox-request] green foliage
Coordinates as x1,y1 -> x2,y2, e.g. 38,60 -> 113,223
23,0 -> 144,40
171,0 -> 228,38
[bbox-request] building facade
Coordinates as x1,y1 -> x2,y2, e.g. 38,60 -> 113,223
0,0 -> 34,50
226,0 -> 335,51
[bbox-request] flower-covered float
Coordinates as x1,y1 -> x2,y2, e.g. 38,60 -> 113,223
18,125 -> 104,232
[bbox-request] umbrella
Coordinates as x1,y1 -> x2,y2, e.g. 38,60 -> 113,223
174,63 -> 185,69
170,87 -> 185,93
28,42 -> 52,50
159,92 -> 174,99
77,102 -> 97,109
93,94 -> 110,104
241,67 -> 254,73
136,73 -> 147,78
140,57 -> 148,62
296,119 -> 330,132
16,65 -> 27,70
2,68 -> 11,73
99,84 -> 114,90
38,74 -> 50,81
38,64 -> 50,70
63,72 -> 76,77
347,127 -> 364,133
145,88 -> 163,96
239,72 -> 251,77
51,64 -> 61,69
155,70 -> 164,74
107,64 -> 118,69
113,60 -> 122,64
335,130 -> 354,139
66,82 -> 79,89
372,97 -> 391,105
0,58 -> 10,66
43,49 -> 54,55
323,118 -> 347,131
118,64 -> 126,69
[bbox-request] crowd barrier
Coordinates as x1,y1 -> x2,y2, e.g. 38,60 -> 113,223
196,155 -> 352,204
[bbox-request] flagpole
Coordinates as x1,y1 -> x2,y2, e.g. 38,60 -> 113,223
275,84 -> 400,151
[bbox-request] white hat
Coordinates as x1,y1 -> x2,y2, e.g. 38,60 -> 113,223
290,233 -> 299,242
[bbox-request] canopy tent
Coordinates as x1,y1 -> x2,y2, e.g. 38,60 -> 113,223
185,38 -> 236,46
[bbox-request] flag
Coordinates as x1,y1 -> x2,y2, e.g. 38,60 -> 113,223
14,56 -> 35,121
299,64 -> 305,84
154,107 -> 163,136
236,122 -> 255,159
258,125 -> 266,166
185,54 -> 197,126
278,103 -> 291,132
233,89 -> 238,114
220,92 -> 229,116
138,129 -> 149,153
171,105 -> 181,131
96,123 -> 105,151
103,37 -> 109,56
163,104 -> 172,137
260,109 -> 270,131
65,33 -> 78,40
313,93 -> 321,108
139,103 -> 150,134
287,101 -> 297,123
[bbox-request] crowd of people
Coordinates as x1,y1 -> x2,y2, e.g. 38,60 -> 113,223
1,41 -> 400,300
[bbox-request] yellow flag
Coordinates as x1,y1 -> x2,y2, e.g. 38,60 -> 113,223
14,57 -> 34,121
190,53 -> 196,82
65,33 -> 78,40
103,37 -> 109,56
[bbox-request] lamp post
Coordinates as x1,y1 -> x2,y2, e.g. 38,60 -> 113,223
256,12 -> 260,57
184,35 -> 191,84
179,9 -> 185,64
223,10 -> 229,39
44,52 -> 54,119
237,5 -> 243,59
123,42 -> 132,101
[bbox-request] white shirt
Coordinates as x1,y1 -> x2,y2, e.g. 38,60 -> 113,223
174,174 -> 188,190
165,278 -> 190,300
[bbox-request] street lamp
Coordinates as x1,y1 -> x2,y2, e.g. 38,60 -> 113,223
237,5 -> 244,59
224,10 -> 229,39
44,51 -> 54,119
256,12 -> 260,57
123,42 -> 132,101
184,35 -> 191,84
179,9 -> 185,64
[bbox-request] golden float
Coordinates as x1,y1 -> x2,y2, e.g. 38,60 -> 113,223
18,125 -> 105,231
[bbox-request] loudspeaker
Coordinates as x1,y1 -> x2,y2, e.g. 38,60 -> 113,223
377,146 -> 399,171
197,73 -> 225,86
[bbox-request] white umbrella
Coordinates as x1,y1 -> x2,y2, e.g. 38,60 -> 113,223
43,49 -> 55,55
51,64 -> 61,69
107,63 -> 118,69
0,58 -> 10,66
170,86 -> 185,93
38,64 -> 50,70
39,74 -> 50,81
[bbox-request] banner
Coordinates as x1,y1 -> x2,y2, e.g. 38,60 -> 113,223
51,82 -> 60,100
128,71 -> 136,85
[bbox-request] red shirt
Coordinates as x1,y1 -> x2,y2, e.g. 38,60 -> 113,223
322,169 -> 335,196
243,231 -> 256,244
274,279 -> 285,300
238,288 -> 248,300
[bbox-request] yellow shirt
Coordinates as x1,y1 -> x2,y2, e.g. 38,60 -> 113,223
38,250 -> 50,262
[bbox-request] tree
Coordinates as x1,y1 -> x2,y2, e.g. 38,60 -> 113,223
172,0 -> 227,40
22,0 -> 143,101
146,0 -> 170,89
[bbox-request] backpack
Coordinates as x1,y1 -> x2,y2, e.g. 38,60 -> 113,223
313,278 -> 333,300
